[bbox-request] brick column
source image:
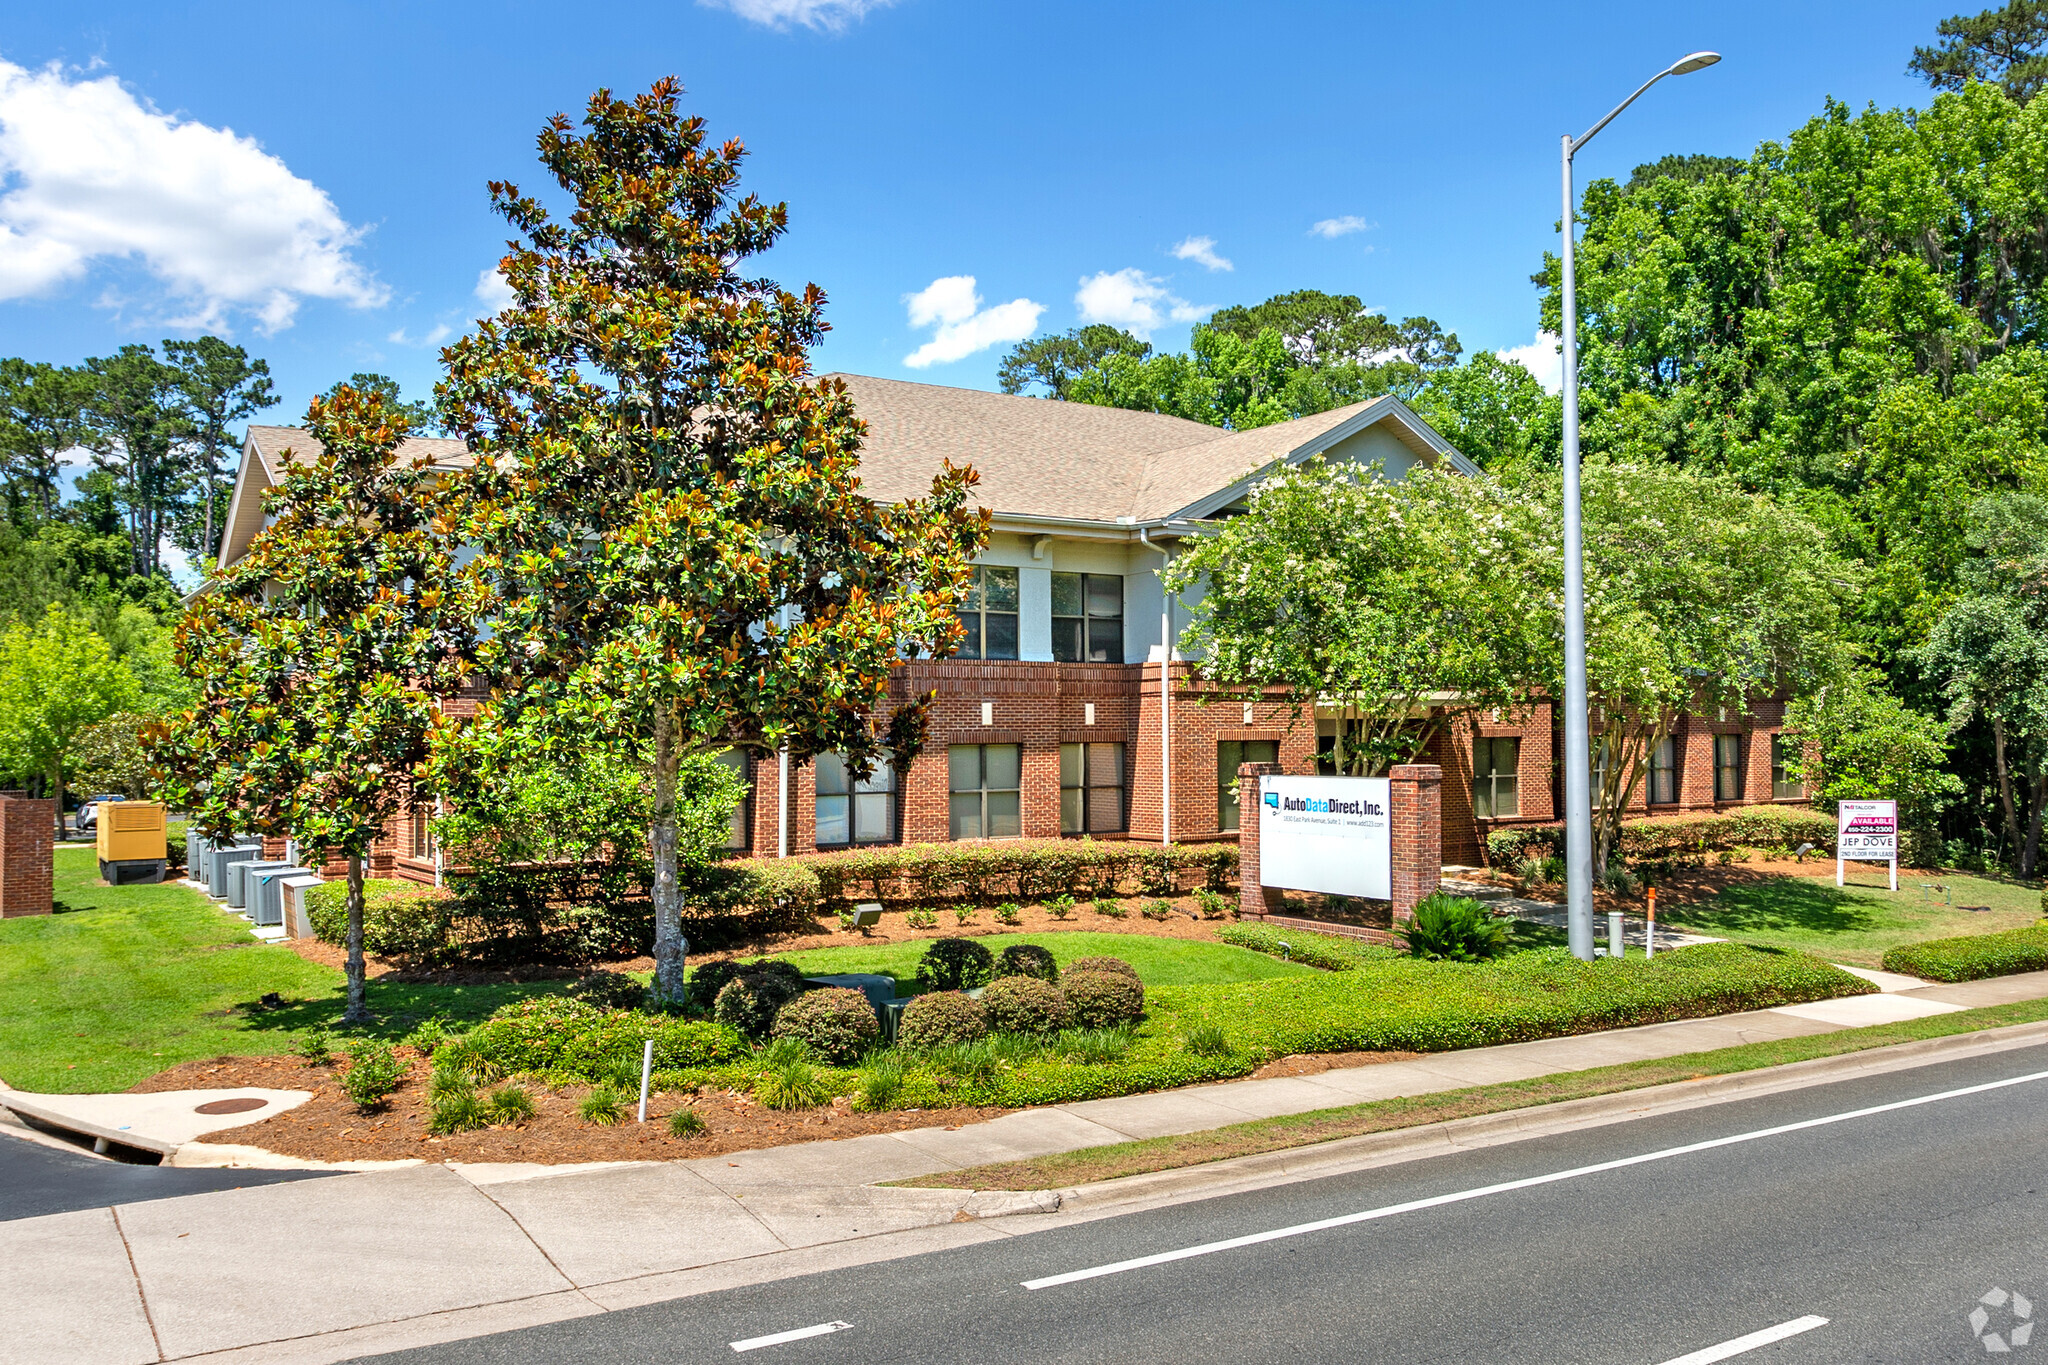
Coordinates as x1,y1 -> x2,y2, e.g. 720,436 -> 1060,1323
0,793 -> 55,918
1389,764 -> 1442,920
1235,761 -> 1284,920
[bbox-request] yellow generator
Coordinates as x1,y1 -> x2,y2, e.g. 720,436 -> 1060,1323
97,801 -> 168,885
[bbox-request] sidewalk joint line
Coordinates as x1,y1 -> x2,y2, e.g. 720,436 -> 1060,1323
109,1203 -> 166,1362
468,1182 -> 604,1307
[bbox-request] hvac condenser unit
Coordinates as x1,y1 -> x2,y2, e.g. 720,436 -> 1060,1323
250,866 -> 311,928
207,844 -> 262,898
229,860 -> 290,910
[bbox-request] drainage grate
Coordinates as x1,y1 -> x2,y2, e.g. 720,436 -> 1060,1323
193,1098 -> 267,1116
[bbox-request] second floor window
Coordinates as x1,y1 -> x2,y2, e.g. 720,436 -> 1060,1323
1473,737 -> 1519,819
1053,573 -> 1123,663
1715,734 -> 1743,801
815,753 -> 895,846
1649,736 -> 1679,805
1771,734 -> 1806,800
957,566 -> 1019,661
1060,742 -> 1125,834
949,743 -> 1021,839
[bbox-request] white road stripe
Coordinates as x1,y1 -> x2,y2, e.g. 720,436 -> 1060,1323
1652,1314 -> 1829,1363
731,1321 -> 853,1352
1024,1066 -> 2048,1290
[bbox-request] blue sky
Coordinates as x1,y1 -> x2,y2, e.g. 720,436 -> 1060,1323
2,0 -> 1951,424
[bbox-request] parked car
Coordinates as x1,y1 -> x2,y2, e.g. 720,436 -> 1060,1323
74,794 -> 129,835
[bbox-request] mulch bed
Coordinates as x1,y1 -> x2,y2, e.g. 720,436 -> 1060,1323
131,1053 -> 1006,1165
1458,857 -> 1897,912
1247,1050 -> 1422,1080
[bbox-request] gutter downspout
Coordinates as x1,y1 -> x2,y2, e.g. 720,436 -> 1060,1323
778,750 -> 790,859
1138,526 -> 1172,846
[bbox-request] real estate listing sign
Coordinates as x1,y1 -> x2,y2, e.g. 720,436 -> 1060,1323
1257,775 -> 1392,900
1836,799 -> 1899,891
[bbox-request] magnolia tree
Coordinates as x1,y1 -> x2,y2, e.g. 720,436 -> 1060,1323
1564,462 -> 1850,872
1162,458 -> 1557,775
149,388 -> 482,1022
438,79 -> 986,1004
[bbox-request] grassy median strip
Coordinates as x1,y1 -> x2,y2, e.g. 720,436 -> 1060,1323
890,995 -> 2048,1192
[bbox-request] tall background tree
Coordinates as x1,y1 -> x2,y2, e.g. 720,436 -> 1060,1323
1911,0 -> 2048,102
164,338 -> 276,568
150,387 -> 482,1021
439,78 -> 988,1003
997,325 -> 1152,399
0,360 -> 93,518
84,344 -> 190,580
318,373 -> 440,435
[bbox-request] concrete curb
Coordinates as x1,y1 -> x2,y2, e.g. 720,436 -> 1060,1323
957,1017 -> 2048,1218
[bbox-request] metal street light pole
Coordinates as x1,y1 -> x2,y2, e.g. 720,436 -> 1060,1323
1559,51 -> 1720,962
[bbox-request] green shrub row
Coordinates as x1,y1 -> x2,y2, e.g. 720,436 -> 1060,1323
1882,924 -> 2048,983
465,996 -> 746,1077
1484,806 -> 1839,866
736,839 -> 1238,912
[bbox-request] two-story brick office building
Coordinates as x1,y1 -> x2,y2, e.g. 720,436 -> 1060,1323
219,373 -> 1807,885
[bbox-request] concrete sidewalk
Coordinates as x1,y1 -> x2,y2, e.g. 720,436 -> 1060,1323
7,968 -> 2045,1365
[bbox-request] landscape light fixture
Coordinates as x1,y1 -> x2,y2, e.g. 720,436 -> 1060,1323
1556,51 -> 1721,962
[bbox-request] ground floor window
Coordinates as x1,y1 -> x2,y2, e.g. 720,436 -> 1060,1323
816,752 -> 895,846
949,744 -> 1021,839
1218,739 -> 1280,832
716,749 -> 752,851
1473,736 -> 1520,819
1061,742 -> 1125,834
1715,734 -> 1743,801
409,802 -> 435,861
1649,736 -> 1679,805
1770,734 -> 1805,800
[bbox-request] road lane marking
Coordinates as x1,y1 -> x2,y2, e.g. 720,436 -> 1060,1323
731,1321 -> 852,1352
1024,1066 -> 2048,1289
1653,1314 -> 1829,1363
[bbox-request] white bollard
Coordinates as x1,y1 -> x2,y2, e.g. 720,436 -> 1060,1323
638,1039 -> 654,1123
1608,910 -> 1624,960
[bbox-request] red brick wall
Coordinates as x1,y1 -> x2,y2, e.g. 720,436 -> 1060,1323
0,794 -> 54,917
1388,764 -> 1443,918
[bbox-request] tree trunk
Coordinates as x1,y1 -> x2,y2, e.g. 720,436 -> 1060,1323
649,708 -> 688,1005
2025,767 -> 2047,881
1993,719 -> 2024,868
202,467 -> 215,569
343,853 -> 369,1024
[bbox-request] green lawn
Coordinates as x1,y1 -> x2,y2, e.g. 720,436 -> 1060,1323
765,931 -> 1321,993
0,847 -> 559,1093
1663,871 -> 2041,968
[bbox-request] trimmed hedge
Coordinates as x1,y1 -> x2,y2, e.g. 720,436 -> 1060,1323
1882,925 -> 2048,983
466,997 -> 745,1080
1219,922 -> 1400,971
771,987 -> 881,1064
982,976 -> 1071,1035
740,839 -> 1238,912
995,943 -> 1059,982
714,966 -> 805,1037
1484,806 -> 1838,866
1063,969 -> 1145,1028
306,879 -> 461,961
898,991 -> 989,1049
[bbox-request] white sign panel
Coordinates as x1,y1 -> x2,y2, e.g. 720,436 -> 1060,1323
1837,800 -> 1898,861
1257,775 -> 1391,900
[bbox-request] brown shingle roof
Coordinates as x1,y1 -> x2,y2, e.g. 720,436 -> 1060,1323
244,425 -> 473,479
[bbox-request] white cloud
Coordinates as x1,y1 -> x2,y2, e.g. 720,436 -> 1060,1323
474,264 -> 515,312
1074,268 -> 1210,340
1309,215 -> 1373,239
901,275 -> 1044,368
1499,330 -> 1563,394
698,0 -> 896,31
0,59 -> 385,332
1171,235 -> 1232,272
387,323 -> 453,348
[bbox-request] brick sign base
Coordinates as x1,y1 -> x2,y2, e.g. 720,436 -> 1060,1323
0,794 -> 55,918
1235,762 -> 1442,924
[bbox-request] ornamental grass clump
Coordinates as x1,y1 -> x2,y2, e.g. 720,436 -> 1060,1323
579,1086 -> 626,1126
981,975 -> 1070,1035
1062,969 -> 1145,1028
770,987 -> 880,1064
429,1088 -> 488,1135
1184,1024 -> 1233,1057
995,943 -> 1058,982
485,1084 -> 536,1124
853,1051 -> 908,1112
431,1035 -> 504,1086
669,1107 -> 708,1137
1397,893 -> 1512,962
756,1060 -> 833,1111
917,937 -> 995,991
897,991 -> 988,1049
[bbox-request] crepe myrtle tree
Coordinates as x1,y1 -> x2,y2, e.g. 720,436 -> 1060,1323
148,386 -> 484,1023
1162,458 -> 1557,778
1564,461 -> 1851,875
437,79 -> 987,1004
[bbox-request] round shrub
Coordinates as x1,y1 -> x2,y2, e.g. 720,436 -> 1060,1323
982,975 -> 1070,1035
771,987 -> 880,1064
687,957 -> 801,1013
917,938 -> 995,991
994,944 -> 1058,982
896,991 -> 988,1050
568,970 -> 647,1010
715,970 -> 804,1038
1062,969 -> 1144,1028
1067,955 -> 1139,981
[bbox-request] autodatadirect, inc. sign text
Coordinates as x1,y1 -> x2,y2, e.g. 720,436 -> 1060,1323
1257,774 -> 1392,900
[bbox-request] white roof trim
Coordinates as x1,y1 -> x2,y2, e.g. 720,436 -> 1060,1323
1165,397 -> 1481,522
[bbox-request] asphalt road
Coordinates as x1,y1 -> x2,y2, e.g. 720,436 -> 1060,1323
350,1041 -> 2048,1364
0,1128 -> 328,1222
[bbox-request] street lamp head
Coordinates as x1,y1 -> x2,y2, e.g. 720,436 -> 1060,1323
1669,51 -> 1722,76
